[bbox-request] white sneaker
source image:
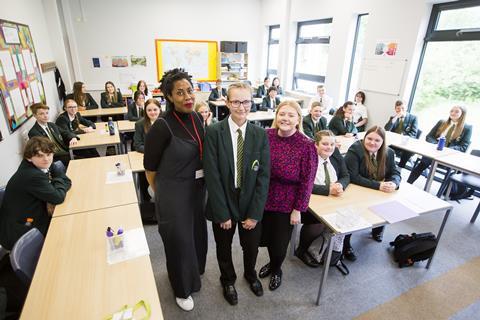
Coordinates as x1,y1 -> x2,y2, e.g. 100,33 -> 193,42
176,296 -> 194,311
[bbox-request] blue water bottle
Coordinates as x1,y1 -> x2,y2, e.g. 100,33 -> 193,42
437,136 -> 446,151
107,117 -> 115,136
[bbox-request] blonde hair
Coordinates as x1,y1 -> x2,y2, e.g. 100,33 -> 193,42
272,100 -> 304,133
435,105 -> 467,141
314,130 -> 335,144
194,101 -> 209,112
227,82 -> 253,100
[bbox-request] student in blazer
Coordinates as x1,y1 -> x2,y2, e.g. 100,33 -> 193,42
328,101 -> 358,136
65,81 -> 98,111
100,81 -> 124,108
255,77 -> 270,98
295,130 -> 352,267
260,86 -> 281,111
28,103 -> 77,166
204,83 -> 270,306
384,100 -> 419,167
345,126 -> 401,243
127,91 -> 146,121
208,80 -> 228,102
0,137 -> 71,250
407,105 -> 472,184
133,99 -> 161,153
303,101 -> 328,140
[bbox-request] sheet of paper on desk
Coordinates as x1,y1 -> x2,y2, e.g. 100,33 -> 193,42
369,200 -> 418,224
323,209 -> 372,234
107,227 -> 150,265
105,170 -> 133,184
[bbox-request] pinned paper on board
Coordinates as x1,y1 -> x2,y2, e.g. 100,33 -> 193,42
0,51 -> 17,81
375,40 -> 398,56
112,56 -> 128,67
131,55 -> 147,67
2,25 -> 20,44
22,49 -> 35,74
92,57 -> 100,68
9,88 -> 26,117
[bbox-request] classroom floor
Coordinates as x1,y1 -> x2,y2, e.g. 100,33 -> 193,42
144,169 -> 480,320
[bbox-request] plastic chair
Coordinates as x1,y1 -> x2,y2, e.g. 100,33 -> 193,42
9,228 -> 44,285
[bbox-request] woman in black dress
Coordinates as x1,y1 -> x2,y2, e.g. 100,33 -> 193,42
144,68 -> 207,311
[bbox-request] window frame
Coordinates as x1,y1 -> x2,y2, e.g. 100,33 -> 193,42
266,24 -> 280,77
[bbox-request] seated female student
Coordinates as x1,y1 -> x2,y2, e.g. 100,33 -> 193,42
345,126 -> 401,243
133,99 -> 161,153
100,81 -> 124,108
328,101 -> 358,136
0,137 -> 72,250
133,80 -> 152,100
65,81 -> 98,111
55,98 -> 99,158
194,101 -> 215,127
272,77 -> 283,96
353,91 -> 368,132
127,91 -> 146,122
407,105 -> 471,184
295,130 -> 350,267
303,101 -> 328,140
260,86 -> 281,111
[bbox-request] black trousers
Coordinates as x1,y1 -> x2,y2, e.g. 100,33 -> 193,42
390,146 -> 413,168
407,157 -> 433,184
262,211 -> 293,275
212,221 -> 262,286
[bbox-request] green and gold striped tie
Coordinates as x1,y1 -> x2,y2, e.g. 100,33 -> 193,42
236,128 -> 244,188
445,125 -> 455,145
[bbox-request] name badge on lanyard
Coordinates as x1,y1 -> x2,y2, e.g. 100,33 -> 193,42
195,169 -> 204,179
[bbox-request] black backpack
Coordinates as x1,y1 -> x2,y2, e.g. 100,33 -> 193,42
389,232 -> 437,268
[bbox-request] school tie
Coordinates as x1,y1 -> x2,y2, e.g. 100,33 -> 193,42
236,128 -> 244,188
45,126 -> 65,153
445,125 -> 455,145
395,117 -> 404,134
323,161 -> 330,187
370,154 -> 378,180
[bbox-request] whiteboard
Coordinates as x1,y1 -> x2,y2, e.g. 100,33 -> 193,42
358,58 -> 407,96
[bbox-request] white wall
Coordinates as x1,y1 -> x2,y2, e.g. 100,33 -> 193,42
0,0 -> 65,186
260,0 -> 433,128
62,0 -> 263,92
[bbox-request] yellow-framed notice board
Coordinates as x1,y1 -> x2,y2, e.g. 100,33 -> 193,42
0,19 -> 46,133
155,39 -> 218,82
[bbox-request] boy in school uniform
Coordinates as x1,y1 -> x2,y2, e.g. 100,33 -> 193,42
208,80 -> 228,120
28,103 -> 78,166
204,82 -> 270,306
260,86 -> 281,111
255,77 -> 270,98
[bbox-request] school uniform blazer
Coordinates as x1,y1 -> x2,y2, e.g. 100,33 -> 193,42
127,102 -> 144,121
0,160 -> 71,250
204,119 -> 271,223
345,140 -> 401,190
256,85 -> 267,98
55,111 -> 96,135
312,148 -> 350,196
384,113 -> 418,138
100,91 -> 124,108
65,93 -> 98,110
260,96 -> 281,111
28,122 -> 77,150
328,115 -> 358,136
208,88 -> 227,101
133,119 -> 146,153
302,114 -> 328,140
425,120 -> 472,153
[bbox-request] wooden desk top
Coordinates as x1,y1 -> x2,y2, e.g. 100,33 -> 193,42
308,182 -> 451,234
117,120 -> 136,133
71,122 -> 120,150
435,152 -> 480,176
54,155 -> 137,217
21,204 -> 163,320
79,107 -> 127,117
128,151 -> 144,173
247,111 -> 275,122
390,134 -> 460,159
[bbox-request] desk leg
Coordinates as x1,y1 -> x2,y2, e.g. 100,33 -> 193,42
316,233 -> 333,305
424,160 -> 438,192
133,172 -> 142,204
426,208 -> 451,269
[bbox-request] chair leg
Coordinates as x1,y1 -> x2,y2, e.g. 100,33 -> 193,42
470,202 -> 480,224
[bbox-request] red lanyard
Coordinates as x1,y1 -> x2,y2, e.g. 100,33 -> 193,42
172,112 -> 203,159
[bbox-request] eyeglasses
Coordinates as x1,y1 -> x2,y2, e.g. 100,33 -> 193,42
229,100 -> 252,108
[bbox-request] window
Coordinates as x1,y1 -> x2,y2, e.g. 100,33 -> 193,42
345,14 -> 369,101
293,18 -> 333,93
266,25 -> 280,78
409,0 -> 480,150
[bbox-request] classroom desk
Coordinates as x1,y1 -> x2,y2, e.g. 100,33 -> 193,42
79,106 -> 127,119
117,120 -> 136,133
308,182 -> 452,305
21,204 -> 163,320
435,151 -> 480,177
69,122 -> 122,158
128,151 -> 145,202
54,155 -> 138,217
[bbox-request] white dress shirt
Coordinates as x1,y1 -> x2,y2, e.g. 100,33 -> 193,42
314,156 -> 338,186
228,116 -> 248,188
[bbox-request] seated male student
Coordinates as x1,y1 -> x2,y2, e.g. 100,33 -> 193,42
260,86 -> 281,111
310,85 -> 335,115
28,102 -> 78,166
208,80 -> 228,120
55,99 -> 99,158
127,91 -> 146,122
384,100 -> 419,168
255,77 -> 270,98
0,137 -> 72,250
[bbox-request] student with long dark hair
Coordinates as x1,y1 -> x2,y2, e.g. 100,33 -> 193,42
328,101 -> 358,136
66,81 -> 98,111
100,81 -> 123,108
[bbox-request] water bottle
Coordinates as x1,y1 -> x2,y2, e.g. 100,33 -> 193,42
107,117 -> 115,136
437,136 -> 446,151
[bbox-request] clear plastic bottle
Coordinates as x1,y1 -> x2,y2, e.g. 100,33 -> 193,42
107,117 -> 115,136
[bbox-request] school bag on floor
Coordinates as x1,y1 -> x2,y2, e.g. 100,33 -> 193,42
389,232 -> 437,268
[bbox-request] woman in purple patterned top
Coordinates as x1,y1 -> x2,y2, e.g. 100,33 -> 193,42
259,100 -> 317,291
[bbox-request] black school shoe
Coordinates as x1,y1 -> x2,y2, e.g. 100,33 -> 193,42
294,249 -> 321,268
343,246 -> 357,262
269,272 -> 282,291
259,263 -> 271,278
247,278 -> 264,297
222,284 -> 238,305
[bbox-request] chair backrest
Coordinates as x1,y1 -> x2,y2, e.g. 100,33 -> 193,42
471,149 -> 480,157
415,129 -> 422,140
9,228 -> 44,285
